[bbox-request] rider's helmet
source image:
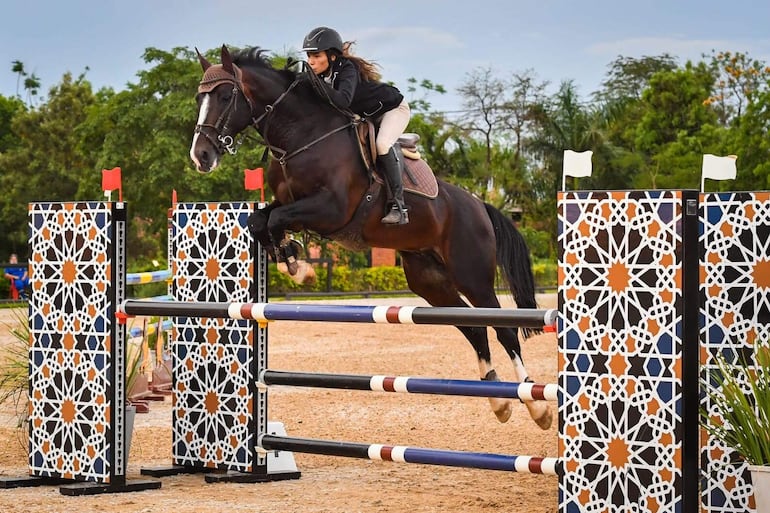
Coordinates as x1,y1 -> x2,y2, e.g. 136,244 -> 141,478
301,27 -> 344,54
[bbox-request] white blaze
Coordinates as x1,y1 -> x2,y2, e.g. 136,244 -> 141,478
190,94 -> 210,169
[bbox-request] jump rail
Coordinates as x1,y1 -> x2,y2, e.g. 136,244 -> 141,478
126,269 -> 172,285
259,369 -> 559,401
120,300 -> 558,328
259,435 -> 560,475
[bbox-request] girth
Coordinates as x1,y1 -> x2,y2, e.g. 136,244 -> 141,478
322,180 -> 382,251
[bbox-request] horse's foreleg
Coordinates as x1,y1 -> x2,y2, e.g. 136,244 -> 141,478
278,238 -> 303,275
247,202 -> 280,259
267,191 -> 345,275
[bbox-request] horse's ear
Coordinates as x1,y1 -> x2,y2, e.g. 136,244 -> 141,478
196,47 -> 212,71
221,44 -> 235,74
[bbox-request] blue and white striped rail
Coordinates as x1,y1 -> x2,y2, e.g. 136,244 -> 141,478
260,370 -> 559,401
120,300 -> 558,328
126,269 -> 172,285
259,435 -> 560,475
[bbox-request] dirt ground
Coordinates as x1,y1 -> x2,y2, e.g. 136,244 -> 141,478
0,295 -> 558,513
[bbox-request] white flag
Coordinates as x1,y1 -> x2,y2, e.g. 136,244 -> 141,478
702,154 -> 737,181
563,150 -> 593,178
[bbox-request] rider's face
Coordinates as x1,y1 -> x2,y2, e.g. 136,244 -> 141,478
306,51 -> 331,75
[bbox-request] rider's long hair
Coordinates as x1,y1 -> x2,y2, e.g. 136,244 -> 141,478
340,41 -> 381,82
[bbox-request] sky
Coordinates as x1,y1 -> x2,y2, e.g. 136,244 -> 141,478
3,0 -> 770,114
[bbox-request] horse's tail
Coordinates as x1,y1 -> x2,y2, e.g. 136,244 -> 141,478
483,203 -> 540,337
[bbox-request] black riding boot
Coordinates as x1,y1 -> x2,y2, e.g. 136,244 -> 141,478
377,146 -> 409,225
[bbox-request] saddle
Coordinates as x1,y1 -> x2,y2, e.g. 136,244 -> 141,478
356,120 -> 438,199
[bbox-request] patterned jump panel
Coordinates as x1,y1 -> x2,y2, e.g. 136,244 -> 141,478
28,202 -> 125,483
700,192 -> 770,513
170,202 -> 261,473
558,191 -> 700,513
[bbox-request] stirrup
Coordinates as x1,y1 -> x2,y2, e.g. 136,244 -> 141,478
381,205 -> 409,225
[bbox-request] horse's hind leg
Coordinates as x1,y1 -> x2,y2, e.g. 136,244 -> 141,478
400,252 -> 513,423
441,248 -> 553,430
493,326 -> 553,430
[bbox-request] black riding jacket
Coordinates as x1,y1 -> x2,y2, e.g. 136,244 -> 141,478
320,57 -> 404,117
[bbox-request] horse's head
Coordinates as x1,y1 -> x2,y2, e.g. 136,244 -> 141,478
190,45 -> 255,172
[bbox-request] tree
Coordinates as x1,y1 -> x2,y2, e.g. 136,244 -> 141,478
0,72 -> 98,253
633,62 -> 718,189
706,50 -> 770,127
729,87 -> 770,190
10,60 -> 42,106
11,60 -> 24,99
591,54 -> 681,189
455,67 -> 510,199
0,95 -> 24,152
596,54 -> 678,103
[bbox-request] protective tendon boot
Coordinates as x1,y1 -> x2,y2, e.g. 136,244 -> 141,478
377,146 -> 409,225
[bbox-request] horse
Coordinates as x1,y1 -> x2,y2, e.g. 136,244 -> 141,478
189,45 -> 552,430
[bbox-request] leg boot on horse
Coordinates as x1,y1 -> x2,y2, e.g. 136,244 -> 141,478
377,146 -> 409,225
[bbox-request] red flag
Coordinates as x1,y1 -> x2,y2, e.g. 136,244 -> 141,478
244,167 -> 264,190
102,167 -> 123,201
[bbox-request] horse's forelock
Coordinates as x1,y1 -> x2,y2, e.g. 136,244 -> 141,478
198,64 -> 243,93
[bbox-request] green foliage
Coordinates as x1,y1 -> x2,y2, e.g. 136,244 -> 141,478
531,258 -> 557,288
329,265 -> 360,292
0,72 -> 98,253
0,95 -> 24,152
701,345 -> 770,465
267,263 -> 408,295
0,308 -> 29,429
360,266 -> 408,291
268,263 -> 306,293
519,226 -> 554,260
124,337 -> 144,398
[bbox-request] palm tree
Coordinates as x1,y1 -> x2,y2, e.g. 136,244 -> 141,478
11,60 -> 25,99
23,74 -> 41,106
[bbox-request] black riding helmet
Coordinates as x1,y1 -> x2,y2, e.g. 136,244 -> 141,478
302,26 -> 343,53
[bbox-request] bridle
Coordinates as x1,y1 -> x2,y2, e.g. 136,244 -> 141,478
194,81 -> 246,155
195,65 -> 359,160
194,62 -> 357,200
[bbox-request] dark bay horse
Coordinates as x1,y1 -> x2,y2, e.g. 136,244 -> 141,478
189,45 -> 552,430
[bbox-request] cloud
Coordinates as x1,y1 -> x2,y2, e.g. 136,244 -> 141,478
586,36 -> 762,62
351,26 -> 464,52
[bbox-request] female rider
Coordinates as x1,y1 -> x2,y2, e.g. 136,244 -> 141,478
302,26 -> 410,225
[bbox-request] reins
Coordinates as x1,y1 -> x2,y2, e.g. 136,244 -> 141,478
205,63 -> 358,203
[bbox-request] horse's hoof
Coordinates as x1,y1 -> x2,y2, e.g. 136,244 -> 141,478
527,401 -> 553,430
286,258 -> 299,275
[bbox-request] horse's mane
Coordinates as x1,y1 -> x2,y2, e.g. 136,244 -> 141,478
232,46 -> 353,119
232,47 -> 298,82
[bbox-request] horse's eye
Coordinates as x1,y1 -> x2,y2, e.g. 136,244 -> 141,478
220,92 -> 232,103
